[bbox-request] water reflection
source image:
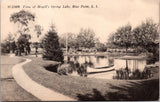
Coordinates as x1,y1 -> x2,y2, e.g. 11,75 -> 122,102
68,60 -> 87,77
64,56 -> 114,77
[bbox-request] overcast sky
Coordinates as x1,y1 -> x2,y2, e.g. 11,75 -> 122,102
1,0 -> 159,43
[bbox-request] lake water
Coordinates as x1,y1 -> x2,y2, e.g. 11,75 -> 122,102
64,56 -> 147,78
65,56 -> 114,68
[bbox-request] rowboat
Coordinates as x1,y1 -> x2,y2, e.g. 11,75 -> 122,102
87,65 -> 115,74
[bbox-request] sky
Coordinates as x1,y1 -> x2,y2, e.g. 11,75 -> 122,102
1,0 -> 159,43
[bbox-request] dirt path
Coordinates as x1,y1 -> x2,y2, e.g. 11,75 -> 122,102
12,57 -> 76,101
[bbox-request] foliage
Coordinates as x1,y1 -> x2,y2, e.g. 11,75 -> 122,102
17,34 -> 31,44
1,41 -> 17,54
34,25 -> 43,38
77,28 -> 96,48
4,33 -> 15,42
10,10 -> 35,35
10,10 -> 35,55
59,33 -> 77,48
111,24 -> 132,51
131,69 -> 152,79
132,19 -> 158,47
95,41 -> 107,52
59,28 -> 96,50
42,26 -> 64,62
10,10 -> 35,27
132,19 -> 159,61
114,68 -> 152,80
57,64 -> 71,75
2,33 -> 17,53
108,19 -> 159,62
10,41 -> 17,53
1,42 -> 10,53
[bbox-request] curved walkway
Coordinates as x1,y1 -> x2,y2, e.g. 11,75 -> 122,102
12,57 -> 75,101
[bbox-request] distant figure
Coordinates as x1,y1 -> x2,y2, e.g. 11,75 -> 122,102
35,46 -> 38,57
11,41 -> 16,53
116,70 -> 120,79
82,64 -> 88,77
119,69 -> 124,79
24,45 -> 27,55
146,69 -> 151,78
28,46 -> 31,54
15,48 -> 18,56
18,44 -> 22,56
124,67 -> 130,79
26,42 -> 31,54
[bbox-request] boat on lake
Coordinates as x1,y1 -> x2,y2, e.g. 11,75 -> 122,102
87,65 -> 115,74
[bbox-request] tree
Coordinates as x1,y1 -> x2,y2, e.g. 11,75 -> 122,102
4,32 -> 15,42
109,24 -> 132,71
59,36 -> 66,48
108,19 -> 159,66
34,25 -> 43,56
42,25 -> 64,62
132,19 -> 159,62
34,25 -> 43,38
77,28 -> 96,48
16,34 -> 31,55
3,33 -> 15,53
95,41 -> 107,52
132,19 -> 158,49
59,33 -> 77,49
10,10 -> 35,55
111,24 -> 132,52
67,33 -> 77,48
10,10 -> 35,33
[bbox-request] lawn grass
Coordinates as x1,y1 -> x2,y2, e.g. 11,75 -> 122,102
1,55 -> 39,101
23,56 -> 159,101
1,79 -> 39,101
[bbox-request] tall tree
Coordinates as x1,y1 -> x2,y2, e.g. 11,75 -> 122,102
42,24 -> 64,62
59,33 -> 77,49
132,19 -> 159,61
77,28 -> 96,48
109,24 -> 132,70
132,19 -> 158,49
34,25 -> 43,56
10,10 -> 35,34
111,24 -> 132,52
2,33 -> 15,53
10,10 -> 35,55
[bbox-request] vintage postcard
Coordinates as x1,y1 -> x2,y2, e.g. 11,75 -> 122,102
1,0 -> 159,101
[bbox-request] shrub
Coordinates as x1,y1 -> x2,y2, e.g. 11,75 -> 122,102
1,42 -> 10,53
57,63 -> 71,75
115,68 -> 130,80
115,68 -> 152,80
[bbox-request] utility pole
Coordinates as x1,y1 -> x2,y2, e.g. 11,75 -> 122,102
66,33 -> 68,62
66,33 -> 68,55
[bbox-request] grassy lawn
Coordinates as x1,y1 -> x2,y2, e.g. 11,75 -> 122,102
1,55 -> 39,101
23,56 -> 159,101
1,79 -> 39,101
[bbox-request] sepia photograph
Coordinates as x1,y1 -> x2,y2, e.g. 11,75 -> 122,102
1,0 -> 159,101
